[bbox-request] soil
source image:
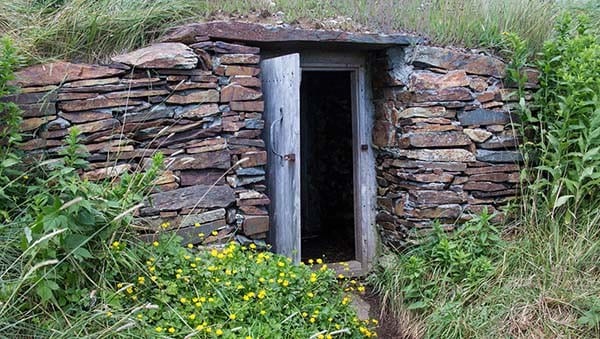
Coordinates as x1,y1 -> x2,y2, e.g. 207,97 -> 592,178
362,288 -> 415,339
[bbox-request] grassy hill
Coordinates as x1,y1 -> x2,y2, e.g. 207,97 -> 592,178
0,0 -> 597,64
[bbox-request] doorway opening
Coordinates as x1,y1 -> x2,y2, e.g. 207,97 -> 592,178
300,71 -> 356,263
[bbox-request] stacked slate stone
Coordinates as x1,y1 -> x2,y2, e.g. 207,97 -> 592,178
6,40 -> 269,245
372,46 -> 538,247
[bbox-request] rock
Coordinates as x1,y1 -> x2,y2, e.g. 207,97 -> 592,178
150,184 -> 235,211
396,172 -> 454,183
240,151 -> 267,167
20,85 -> 59,93
412,46 -> 506,77
20,116 -> 55,131
414,87 -> 474,102
123,106 -> 174,122
58,92 -> 99,101
75,118 -> 120,133
1,91 -> 58,105
179,169 -> 226,186
389,160 -> 467,172
404,149 -> 476,162
166,90 -> 219,105
243,215 -> 269,235
470,172 -> 510,182
220,84 -> 262,102
63,77 -> 121,87
397,106 -> 451,119
472,189 -> 518,198
414,204 -> 462,219
179,208 -> 226,227
83,164 -> 130,181
464,164 -> 520,175
169,151 -> 231,170
20,103 -> 57,118
59,98 -> 143,112
477,91 -> 498,103
408,131 -> 471,148
458,108 -> 514,126
236,167 -> 265,176
244,118 -> 264,129
176,104 -> 220,119
230,101 -> 264,112
409,70 -> 469,90
190,41 -> 260,54
463,182 -> 507,191
112,43 -> 198,69
46,117 -> 70,130
373,120 -> 396,147
479,135 -> 519,149
231,76 -> 261,88
19,138 -> 63,151
224,66 -> 260,76
186,138 -> 227,153
410,190 -> 467,204
168,82 -> 218,91
11,61 -> 125,87
476,150 -> 523,163
105,89 -> 170,99
175,219 -> 227,244
220,54 -> 260,65
463,128 -> 492,143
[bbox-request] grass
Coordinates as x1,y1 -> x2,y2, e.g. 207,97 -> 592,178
0,0 -> 598,64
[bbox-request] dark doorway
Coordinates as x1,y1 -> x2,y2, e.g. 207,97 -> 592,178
300,71 -> 355,263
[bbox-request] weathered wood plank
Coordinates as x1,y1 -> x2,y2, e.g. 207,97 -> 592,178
261,53 -> 301,262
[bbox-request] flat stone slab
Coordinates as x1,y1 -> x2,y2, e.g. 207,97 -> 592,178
11,61 -> 126,87
163,21 -> 419,46
150,184 -> 235,211
112,43 -> 198,69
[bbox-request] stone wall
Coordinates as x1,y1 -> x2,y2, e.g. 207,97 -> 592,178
4,23 -> 539,250
371,46 -> 538,247
6,40 -> 269,245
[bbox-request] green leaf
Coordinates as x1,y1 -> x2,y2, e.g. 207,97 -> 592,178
554,195 -> 574,208
36,283 -> 54,303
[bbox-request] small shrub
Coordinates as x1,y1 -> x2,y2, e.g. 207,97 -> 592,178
369,212 -> 503,314
100,237 -> 377,338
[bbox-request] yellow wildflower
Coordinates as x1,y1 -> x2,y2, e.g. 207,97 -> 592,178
168,327 -> 175,333
260,310 -> 266,315
155,326 -> 163,332
215,329 -> 223,336
152,241 -> 159,247
229,314 -> 236,320
249,243 -> 256,249
316,258 -> 323,264
106,311 -> 113,317
187,243 -> 193,249
194,222 -> 201,227
211,230 -> 218,236
188,314 -> 196,320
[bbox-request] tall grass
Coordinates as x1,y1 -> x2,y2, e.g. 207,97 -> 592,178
0,0 -> 597,64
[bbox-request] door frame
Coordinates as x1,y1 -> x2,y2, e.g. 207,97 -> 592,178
300,52 -> 377,274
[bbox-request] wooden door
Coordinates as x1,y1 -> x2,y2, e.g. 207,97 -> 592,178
261,54 -> 301,262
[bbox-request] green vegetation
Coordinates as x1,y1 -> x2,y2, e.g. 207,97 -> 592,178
0,0 -> 598,64
370,14 -> 600,338
0,40 -> 373,337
